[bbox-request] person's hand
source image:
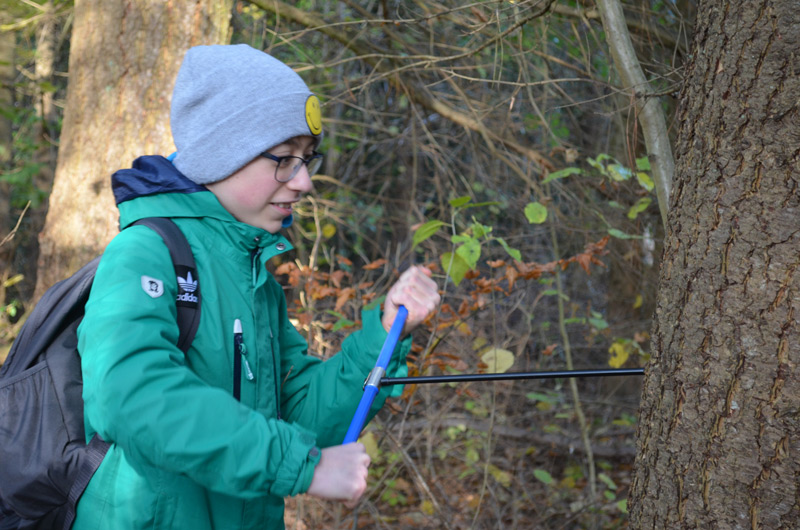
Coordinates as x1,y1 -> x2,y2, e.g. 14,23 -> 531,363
307,443 -> 371,507
382,266 -> 440,334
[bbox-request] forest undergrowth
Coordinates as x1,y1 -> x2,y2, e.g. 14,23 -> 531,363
271,233 -> 646,529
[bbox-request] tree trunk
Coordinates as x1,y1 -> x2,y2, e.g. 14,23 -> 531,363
0,17 -> 15,308
32,0 -> 57,196
35,0 -> 233,298
630,1 -> 800,528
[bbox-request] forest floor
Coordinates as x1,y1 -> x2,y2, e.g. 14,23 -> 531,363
285,374 -> 640,529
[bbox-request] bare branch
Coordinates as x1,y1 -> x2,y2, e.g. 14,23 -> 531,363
597,0 -> 675,229
247,0 -> 552,171
552,3 -> 688,56
0,202 -> 30,249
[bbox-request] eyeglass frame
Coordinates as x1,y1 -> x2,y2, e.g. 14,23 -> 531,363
260,150 -> 324,183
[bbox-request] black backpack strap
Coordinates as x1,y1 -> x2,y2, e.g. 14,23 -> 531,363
61,434 -> 108,530
132,217 -> 201,354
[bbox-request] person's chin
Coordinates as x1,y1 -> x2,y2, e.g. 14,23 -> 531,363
265,219 -> 285,233
245,217 -> 281,233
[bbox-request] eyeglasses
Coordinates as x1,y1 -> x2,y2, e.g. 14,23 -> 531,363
260,151 -> 324,183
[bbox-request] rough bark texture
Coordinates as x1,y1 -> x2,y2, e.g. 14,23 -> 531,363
630,1 -> 800,528
35,0 -> 233,298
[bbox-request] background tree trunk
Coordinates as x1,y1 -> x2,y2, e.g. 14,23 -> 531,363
34,0 -> 233,298
630,0 -> 800,527
31,0 -> 58,200
0,19 -> 15,308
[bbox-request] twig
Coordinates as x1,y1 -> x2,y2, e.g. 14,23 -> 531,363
0,202 -> 31,249
548,208 -> 598,507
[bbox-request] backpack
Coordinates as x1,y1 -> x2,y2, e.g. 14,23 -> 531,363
0,217 -> 202,530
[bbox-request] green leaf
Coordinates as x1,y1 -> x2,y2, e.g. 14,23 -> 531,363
636,157 -> 651,171
461,200 -> 502,210
636,171 -> 655,191
449,196 -> 472,208
617,499 -> 629,513
588,154 -> 613,175
412,220 -> 446,248
325,310 -> 355,331
470,221 -> 491,239
542,289 -> 570,301
488,464 -> 512,488
496,237 -> 522,261
331,318 -> 355,331
627,197 -> 652,220
364,295 -> 385,311
598,473 -> 617,490
526,392 -> 559,404
588,317 -> 609,330
612,413 -> 637,427
524,202 -> 548,224
455,237 -> 481,269
607,164 -> 632,182
441,251 -> 471,286
587,157 -> 604,173
608,228 -> 642,240
533,469 -> 554,485
542,166 -> 581,184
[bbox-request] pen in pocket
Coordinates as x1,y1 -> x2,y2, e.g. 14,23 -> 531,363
233,318 -> 256,399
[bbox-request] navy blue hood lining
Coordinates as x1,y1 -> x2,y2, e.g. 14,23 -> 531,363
112,156 -> 207,206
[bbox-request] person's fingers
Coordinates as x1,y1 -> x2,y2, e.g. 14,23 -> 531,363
382,266 -> 441,333
307,443 -> 372,504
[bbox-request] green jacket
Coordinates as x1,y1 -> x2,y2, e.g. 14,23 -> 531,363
74,156 -> 409,529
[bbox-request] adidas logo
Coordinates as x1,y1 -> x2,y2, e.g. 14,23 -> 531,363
176,271 -> 198,303
178,272 -> 197,293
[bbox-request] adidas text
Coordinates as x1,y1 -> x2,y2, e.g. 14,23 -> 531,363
177,292 -> 198,303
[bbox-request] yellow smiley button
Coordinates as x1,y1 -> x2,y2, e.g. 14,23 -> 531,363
305,95 -> 322,136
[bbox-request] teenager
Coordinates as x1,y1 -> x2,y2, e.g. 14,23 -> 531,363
74,44 -> 440,529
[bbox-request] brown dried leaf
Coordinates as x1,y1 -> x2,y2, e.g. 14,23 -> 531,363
334,287 -> 355,311
363,258 -> 387,270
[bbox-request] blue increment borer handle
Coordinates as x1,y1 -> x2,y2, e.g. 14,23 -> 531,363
343,305 -> 408,444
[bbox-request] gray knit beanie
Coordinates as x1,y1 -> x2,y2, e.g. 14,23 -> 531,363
170,44 -> 323,185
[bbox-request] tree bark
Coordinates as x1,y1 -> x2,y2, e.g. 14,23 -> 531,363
630,1 -> 800,528
32,0 -> 57,196
35,0 -> 233,298
0,16 -> 15,308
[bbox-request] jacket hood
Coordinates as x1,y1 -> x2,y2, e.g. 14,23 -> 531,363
112,156 -> 206,207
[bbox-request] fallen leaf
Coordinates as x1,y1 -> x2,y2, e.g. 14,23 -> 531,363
363,258 -> 388,270
480,348 -> 515,373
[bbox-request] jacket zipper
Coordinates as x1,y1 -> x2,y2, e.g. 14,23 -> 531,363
250,246 -> 282,420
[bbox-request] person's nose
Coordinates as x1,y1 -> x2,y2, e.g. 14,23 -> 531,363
288,164 -> 314,193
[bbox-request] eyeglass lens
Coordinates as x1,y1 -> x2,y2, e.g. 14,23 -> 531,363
277,155 -> 323,182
